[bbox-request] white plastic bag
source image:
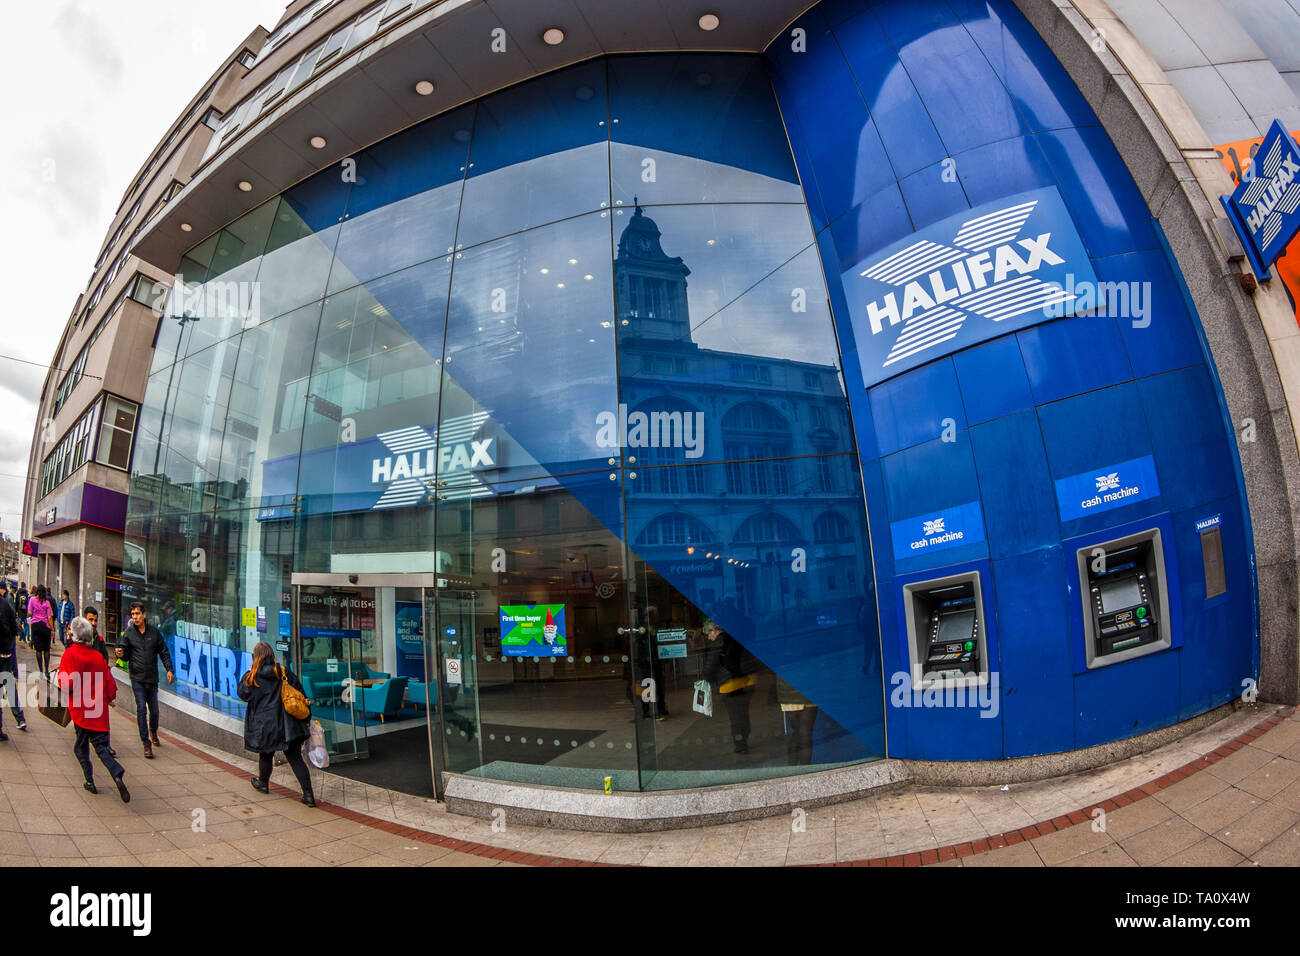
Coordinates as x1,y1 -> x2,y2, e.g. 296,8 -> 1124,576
306,719 -> 330,769
692,680 -> 713,717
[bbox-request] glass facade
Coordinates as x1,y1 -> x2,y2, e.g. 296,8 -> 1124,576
126,53 -> 885,793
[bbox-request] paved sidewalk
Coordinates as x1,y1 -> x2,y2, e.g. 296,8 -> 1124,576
6,646 -> 1298,866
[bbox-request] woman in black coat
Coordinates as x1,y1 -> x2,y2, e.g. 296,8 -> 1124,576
237,641 -> 316,807
701,619 -> 752,755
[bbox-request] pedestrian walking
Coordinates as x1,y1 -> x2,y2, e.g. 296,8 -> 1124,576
15,582 -> 28,644
237,641 -> 316,807
0,583 -> 26,737
57,617 -> 129,802
56,590 -> 75,647
82,606 -> 109,664
27,585 -> 54,678
115,601 -> 174,758
81,606 -> 116,757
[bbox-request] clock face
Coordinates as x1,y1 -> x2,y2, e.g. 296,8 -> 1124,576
638,238 -> 653,252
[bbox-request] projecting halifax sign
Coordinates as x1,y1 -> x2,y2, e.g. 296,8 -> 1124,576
841,186 -> 1096,386
1221,120 -> 1300,276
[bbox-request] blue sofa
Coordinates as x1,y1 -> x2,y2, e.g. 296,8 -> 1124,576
407,680 -> 438,708
355,676 -> 408,722
301,663 -> 390,703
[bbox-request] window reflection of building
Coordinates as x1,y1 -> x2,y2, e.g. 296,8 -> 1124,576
616,203 -> 865,639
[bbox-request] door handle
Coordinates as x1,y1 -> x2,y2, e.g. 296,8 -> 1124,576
616,626 -> 647,636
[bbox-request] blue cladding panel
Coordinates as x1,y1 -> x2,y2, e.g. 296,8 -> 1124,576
1137,367 -> 1240,513
953,135 -> 1058,207
826,184 -> 913,270
1017,313 -> 1135,406
1101,250 -> 1205,378
969,410 -> 1060,559
899,161 -> 971,228
1074,649 -> 1181,748
1034,127 -> 1160,257
951,336 -> 1033,425
868,359 -> 965,457
768,0 -> 1256,759
1173,498 -> 1254,719
993,548 -> 1075,756
836,11 -> 947,179
767,10 -> 895,222
949,0 -> 1097,133
873,0 -> 1030,154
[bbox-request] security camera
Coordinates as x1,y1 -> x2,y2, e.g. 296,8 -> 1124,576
348,574 -> 359,585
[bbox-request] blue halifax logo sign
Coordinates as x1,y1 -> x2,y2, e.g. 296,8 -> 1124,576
1054,455 -> 1160,522
841,186 -> 1097,387
1221,120 -> 1300,279
890,501 -> 986,562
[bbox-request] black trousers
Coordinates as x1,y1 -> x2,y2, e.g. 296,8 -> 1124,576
31,623 -> 51,676
74,725 -> 124,784
258,738 -> 313,797
721,688 -> 751,745
785,706 -> 819,766
0,656 -> 24,729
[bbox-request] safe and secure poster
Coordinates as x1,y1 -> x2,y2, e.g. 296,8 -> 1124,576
500,604 -> 567,657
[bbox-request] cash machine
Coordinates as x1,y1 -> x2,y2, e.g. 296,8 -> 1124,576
1076,528 -> 1171,668
902,571 -> 988,687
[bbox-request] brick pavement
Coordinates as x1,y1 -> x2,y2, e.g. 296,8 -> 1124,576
7,646 -> 1298,867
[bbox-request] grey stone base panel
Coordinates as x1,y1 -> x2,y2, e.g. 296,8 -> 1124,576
902,701 -> 1243,787
445,701 -> 1247,831
443,760 -> 910,832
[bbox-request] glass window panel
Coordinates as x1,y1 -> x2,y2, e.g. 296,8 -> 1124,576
342,5 -> 383,54
456,60 -> 609,248
219,302 -> 324,514
292,258 -> 450,536
624,454 -> 882,788
614,203 -> 849,464
328,105 -> 472,294
442,211 -> 617,482
610,54 -> 803,206
433,471 -> 635,788
254,170 -> 351,321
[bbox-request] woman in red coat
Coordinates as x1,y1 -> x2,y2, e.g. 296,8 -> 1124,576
56,617 -> 129,801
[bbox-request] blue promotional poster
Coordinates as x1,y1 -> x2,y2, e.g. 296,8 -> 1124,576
500,604 -> 567,657
394,601 -> 425,679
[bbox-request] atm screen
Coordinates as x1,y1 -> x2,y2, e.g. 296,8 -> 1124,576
936,609 -> 975,643
1099,576 -> 1143,613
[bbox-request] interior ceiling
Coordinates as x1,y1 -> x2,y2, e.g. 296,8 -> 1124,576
132,0 -> 819,272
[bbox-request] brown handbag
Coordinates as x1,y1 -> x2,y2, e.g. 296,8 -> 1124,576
277,665 -> 311,720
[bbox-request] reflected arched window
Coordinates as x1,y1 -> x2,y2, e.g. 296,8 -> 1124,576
813,510 -> 852,542
630,395 -> 707,494
634,512 -> 718,548
722,402 -> 791,496
733,511 -> 801,545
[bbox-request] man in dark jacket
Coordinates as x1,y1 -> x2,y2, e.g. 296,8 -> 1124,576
82,606 -> 109,663
0,583 -> 26,736
115,601 -> 174,759
14,583 -> 27,643
57,590 -> 75,647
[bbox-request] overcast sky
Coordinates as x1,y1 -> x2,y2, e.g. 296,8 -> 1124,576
0,0 -> 287,541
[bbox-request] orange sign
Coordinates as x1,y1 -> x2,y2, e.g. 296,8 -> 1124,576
1217,131 -> 1300,325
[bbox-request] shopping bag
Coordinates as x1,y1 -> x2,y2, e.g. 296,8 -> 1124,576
692,680 -> 713,717
37,677 -> 71,728
305,719 -> 330,769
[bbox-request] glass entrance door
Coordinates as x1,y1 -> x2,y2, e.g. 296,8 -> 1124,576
427,587 -> 481,799
293,583 -> 376,760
